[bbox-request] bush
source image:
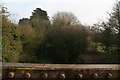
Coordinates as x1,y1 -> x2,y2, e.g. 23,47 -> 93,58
37,25 -> 88,63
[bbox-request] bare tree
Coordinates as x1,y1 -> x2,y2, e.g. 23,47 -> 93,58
52,12 -> 80,27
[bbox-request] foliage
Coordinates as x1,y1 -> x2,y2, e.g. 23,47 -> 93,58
2,7 -> 22,62
30,8 -> 49,30
98,1 -> 120,53
89,1 -> 120,53
2,3 -> 120,63
38,25 -> 88,63
18,8 -> 50,63
19,18 -> 30,25
108,1 -> 120,52
18,25 -> 39,63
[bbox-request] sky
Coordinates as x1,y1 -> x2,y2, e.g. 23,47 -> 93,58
1,0 -> 119,25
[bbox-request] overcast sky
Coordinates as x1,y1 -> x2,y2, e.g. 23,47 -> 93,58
2,0 -> 119,25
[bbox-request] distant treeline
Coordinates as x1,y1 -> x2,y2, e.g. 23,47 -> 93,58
1,2 -> 120,63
